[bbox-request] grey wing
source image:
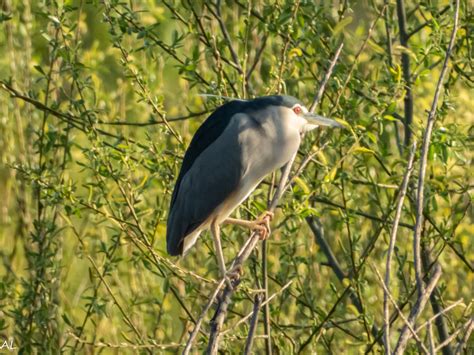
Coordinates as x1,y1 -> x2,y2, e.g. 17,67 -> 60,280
166,118 -> 244,255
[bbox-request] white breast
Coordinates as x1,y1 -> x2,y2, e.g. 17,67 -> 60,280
214,106 -> 301,223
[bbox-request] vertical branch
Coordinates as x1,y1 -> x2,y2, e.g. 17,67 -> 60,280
421,245 -> 454,355
384,142 -> 416,354
209,0 -> 243,74
413,0 -> 460,296
244,294 -> 263,354
383,0 -> 403,155
261,238 -> 272,355
395,0 -> 414,147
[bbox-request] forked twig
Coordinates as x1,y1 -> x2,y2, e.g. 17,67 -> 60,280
393,265 -> 442,354
372,264 -> 430,354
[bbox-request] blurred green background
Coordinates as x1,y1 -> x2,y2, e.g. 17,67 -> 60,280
0,0 -> 472,353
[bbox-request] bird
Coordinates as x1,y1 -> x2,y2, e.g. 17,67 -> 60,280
166,95 -> 342,279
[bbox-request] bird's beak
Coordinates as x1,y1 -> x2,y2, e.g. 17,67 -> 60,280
303,113 -> 344,128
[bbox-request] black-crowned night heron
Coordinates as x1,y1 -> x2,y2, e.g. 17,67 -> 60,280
167,95 -> 342,278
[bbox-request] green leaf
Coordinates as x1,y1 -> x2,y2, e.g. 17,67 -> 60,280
48,15 -> 60,24
0,12 -> 12,23
333,17 -> 353,35
353,147 -> 375,154
293,177 -> 310,194
34,65 -> 45,75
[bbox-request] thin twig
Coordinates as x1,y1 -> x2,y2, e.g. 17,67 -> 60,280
454,317 -> 473,354
384,141 -> 417,354
67,331 -> 183,350
435,318 -> 472,353
284,142 -> 329,192
97,109 -> 211,126
331,5 -> 386,114
206,0 -> 243,74
87,256 -> 146,347
222,280 -> 293,335
246,33 -> 268,82
244,294 -> 263,355
407,5 -> 450,39
413,0 -> 460,296
309,42 -> 344,113
312,196 -> 414,229
415,299 -> 464,333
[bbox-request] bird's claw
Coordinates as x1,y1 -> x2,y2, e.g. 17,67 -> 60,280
255,211 -> 273,240
227,264 -> 243,279
223,265 -> 243,288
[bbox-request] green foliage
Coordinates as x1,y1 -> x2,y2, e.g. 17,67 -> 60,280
0,0 -> 472,353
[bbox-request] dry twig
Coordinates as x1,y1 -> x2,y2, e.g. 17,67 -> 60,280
384,141 -> 417,353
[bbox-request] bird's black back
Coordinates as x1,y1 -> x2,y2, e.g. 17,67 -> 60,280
169,95 -> 301,209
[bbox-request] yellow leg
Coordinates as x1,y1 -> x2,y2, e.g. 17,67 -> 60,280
224,211 -> 273,239
210,221 -> 227,278
210,221 -> 241,287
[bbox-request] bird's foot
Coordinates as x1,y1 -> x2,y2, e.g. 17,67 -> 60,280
254,211 -> 273,240
222,265 -> 243,289
227,264 -> 243,279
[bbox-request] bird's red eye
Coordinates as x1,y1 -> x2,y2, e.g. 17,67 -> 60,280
293,106 -> 302,114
